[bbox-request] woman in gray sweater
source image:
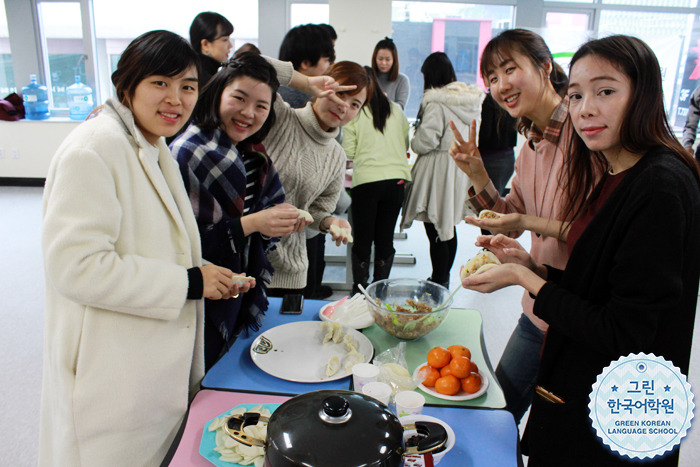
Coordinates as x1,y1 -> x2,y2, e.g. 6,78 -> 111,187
372,37 -> 410,110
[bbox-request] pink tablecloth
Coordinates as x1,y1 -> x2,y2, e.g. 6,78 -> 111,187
167,390 -> 290,466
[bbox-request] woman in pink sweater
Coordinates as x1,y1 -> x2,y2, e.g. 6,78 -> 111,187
449,29 -> 573,424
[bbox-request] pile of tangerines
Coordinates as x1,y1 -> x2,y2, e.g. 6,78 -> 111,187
418,345 -> 482,396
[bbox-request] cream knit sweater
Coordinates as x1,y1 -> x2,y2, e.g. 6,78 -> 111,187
263,59 -> 346,289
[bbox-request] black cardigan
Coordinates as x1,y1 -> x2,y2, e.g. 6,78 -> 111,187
523,148 -> 700,466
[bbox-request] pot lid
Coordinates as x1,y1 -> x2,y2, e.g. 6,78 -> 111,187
267,390 -> 404,466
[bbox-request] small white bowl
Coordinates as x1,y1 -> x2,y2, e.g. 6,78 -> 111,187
401,414 -> 455,465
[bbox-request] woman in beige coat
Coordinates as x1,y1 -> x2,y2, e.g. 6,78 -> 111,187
39,31 -> 245,466
401,52 -> 484,288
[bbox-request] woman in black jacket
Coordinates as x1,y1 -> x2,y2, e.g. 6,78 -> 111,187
459,35 -> 700,466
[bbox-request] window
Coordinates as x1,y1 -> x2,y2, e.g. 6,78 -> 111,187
36,1 -> 87,109
0,0 -> 14,95
601,0 -> 697,6
92,0 -> 259,101
598,9 -> 695,126
542,11 -> 592,71
391,1 -> 515,118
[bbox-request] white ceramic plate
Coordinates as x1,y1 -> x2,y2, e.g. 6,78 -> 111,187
250,321 -> 374,383
412,362 -> 489,401
319,298 -> 375,330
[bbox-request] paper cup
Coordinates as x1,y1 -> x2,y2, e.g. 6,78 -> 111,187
394,390 -> 425,417
362,381 -> 392,406
352,363 -> 380,392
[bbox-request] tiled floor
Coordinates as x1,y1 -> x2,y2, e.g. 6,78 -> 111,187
1,185 -> 698,466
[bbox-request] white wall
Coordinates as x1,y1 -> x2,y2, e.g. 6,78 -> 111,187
0,120 -> 80,178
330,0 -> 392,66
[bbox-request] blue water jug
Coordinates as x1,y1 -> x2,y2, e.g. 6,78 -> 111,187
21,74 -> 50,120
66,75 -> 95,121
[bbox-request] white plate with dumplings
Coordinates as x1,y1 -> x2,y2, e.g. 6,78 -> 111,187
319,294 -> 375,329
249,321 -> 374,383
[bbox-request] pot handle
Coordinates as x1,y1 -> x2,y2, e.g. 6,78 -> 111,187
402,421 -> 448,456
223,412 -> 269,447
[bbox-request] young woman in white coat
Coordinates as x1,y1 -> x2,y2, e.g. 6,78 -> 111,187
40,31 -> 246,466
401,52 -> 485,288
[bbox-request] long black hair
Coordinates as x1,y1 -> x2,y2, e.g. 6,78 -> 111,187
189,12 -> 234,54
561,34 -> 700,227
363,66 -> 391,133
190,52 -> 279,145
421,52 -> 456,91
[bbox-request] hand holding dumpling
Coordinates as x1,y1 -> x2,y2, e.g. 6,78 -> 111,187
242,202 -> 299,238
294,207 -> 313,233
461,235 -> 548,294
324,217 -> 353,246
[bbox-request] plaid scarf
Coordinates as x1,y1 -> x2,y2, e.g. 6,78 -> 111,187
172,124 -> 285,341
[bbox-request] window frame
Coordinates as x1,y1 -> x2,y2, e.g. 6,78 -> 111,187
32,0 -> 100,116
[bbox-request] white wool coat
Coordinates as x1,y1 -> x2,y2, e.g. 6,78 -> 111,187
401,81 -> 485,241
39,99 -> 204,466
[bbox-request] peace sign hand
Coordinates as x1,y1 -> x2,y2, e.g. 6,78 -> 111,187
448,120 -> 490,191
307,76 -> 357,107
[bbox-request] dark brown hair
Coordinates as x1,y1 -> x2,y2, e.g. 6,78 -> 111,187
561,34 -> 700,226
363,66 -> 391,133
371,37 -> 399,82
111,30 -> 200,106
479,29 -> 568,134
190,52 -> 279,145
325,61 -> 372,108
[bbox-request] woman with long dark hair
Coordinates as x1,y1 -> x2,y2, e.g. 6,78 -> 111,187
189,11 -> 234,86
342,67 -> 411,293
401,51 -> 484,288
462,35 -> 700,465
449,29 -> 573,424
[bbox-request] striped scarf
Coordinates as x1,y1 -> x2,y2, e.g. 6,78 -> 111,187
172,124 -> 285,339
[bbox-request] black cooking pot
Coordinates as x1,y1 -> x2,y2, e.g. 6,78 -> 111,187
224,389 -> 446,467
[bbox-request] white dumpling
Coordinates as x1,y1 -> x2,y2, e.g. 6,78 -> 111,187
343,333 -> 358,352
321,321 -> 334,344
326,355 -> 341,377
331,322 -> 344,343
343,349 -> 365,372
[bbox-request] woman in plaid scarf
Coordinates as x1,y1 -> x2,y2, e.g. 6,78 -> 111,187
171,53 -> 304,370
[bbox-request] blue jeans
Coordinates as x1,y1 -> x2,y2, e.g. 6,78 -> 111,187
495,313 -> 545,424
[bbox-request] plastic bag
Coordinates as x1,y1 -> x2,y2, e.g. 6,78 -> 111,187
372,342 -> 418,397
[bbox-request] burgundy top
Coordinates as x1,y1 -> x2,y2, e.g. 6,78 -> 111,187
567,171 -> 627,254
